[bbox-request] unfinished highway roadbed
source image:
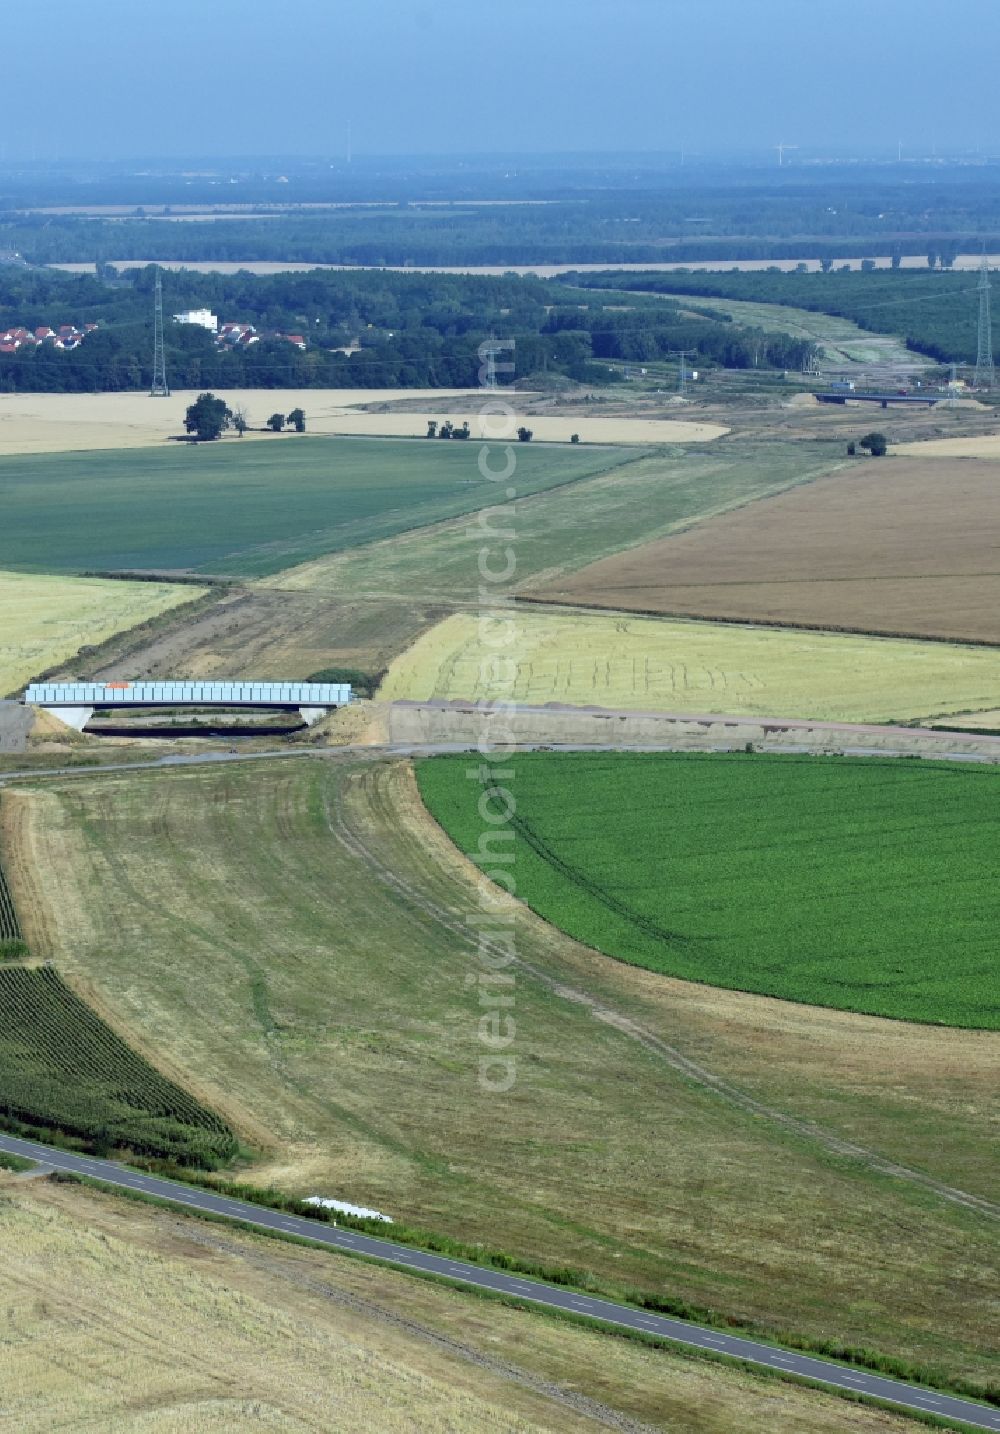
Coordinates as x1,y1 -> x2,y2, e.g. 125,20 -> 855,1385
387,699 -> 1000,763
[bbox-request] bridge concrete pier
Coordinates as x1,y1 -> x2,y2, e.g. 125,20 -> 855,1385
42,706 -> 93,732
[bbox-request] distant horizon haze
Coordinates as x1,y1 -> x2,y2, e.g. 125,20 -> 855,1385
3,0 -> 999,163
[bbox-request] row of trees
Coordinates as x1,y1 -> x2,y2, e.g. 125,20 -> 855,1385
426,420 -> 535,441
184,393 -> 306,440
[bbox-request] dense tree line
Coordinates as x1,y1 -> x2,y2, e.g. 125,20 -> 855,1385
6,210 -> 1000,270
7,160 -> 1000,271
574,269 -> 985,364
0,265 -> 816,392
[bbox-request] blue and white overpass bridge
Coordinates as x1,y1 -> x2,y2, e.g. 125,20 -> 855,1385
23,681 -> 352,731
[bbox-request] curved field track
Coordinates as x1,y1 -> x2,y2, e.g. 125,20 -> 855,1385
4,756 -> 998,1385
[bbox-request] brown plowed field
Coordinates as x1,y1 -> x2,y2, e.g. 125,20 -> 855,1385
536,456 -> 1000,643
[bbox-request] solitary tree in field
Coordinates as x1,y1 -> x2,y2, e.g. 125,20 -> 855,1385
517,426 -> 533,442
859,431 -> 888,456
267,412 -> 285,432
287,407 -> 306,432
184,392 -> 233,442
426,420 -> 438,438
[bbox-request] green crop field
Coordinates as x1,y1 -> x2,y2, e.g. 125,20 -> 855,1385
0,437 -> 630,577
0,856 -> 23,955
418,751 -> 1000,1028
268,442 -> 848,602
0,965 -> 236,1164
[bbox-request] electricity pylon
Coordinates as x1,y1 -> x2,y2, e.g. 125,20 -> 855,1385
672,349 -> 693,397
974,254 -> 994,392
150,270 -> 170,397
481,337 -> 505,390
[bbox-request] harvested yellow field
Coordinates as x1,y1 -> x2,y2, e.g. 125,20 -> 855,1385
0,1180 -> 918,1434
284,409 -> 726,445
0,389 -> 724,456
380,608 -> 1000,724
896,434 -> 1000,457
0,1182 -> 576,1433
0,388 -> 471,457
0,570 -> 204,696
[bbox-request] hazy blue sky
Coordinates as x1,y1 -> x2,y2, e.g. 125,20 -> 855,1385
6,0 -> 999,160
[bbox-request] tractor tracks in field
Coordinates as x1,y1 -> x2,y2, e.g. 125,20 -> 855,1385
509,810 -> 692,949
173,1222 -> 660,1434
324,763 -> 1000,1224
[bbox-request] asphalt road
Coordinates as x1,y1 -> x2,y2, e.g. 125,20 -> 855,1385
2,1133 -> 998,1430
1,733 -> 997,792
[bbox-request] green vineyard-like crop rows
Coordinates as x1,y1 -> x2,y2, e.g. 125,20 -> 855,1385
418,751 -> 1000,1028
0,857 -> 24,957
0,965 -> 237,1164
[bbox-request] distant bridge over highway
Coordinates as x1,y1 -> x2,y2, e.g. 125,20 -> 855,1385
23,681 -> 352,731
815,390 -> 941,407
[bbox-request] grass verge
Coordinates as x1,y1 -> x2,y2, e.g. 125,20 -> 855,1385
0,1150 -> 35,1172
